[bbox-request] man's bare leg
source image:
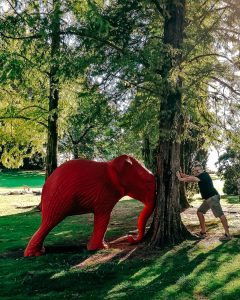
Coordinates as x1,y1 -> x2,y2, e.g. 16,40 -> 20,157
220,215 -> 230,236
197,211 -> 206,233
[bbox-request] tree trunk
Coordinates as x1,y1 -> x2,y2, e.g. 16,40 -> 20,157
73,143 -> 79,159
180,142 -> 190,211
148,0 -> 192,248
142,136 -> 154,172
46,0 -> 61,178
179,183 -> 190,211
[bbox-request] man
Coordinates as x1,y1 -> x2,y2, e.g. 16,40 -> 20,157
176,163 -> 231,240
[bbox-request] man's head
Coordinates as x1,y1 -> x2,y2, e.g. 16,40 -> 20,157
192,163 -> 204,176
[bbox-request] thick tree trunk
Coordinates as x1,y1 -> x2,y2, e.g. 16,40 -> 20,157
46,1 -> 61,178
180,142 -> 190,211
149,141 -> 190,246
179,183 -> 190,211
148,0 -> 192,247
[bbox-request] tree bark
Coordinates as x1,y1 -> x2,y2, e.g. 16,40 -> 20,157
148,0 -> 192,248
142,136 -> 154,172
73,143 -> 79,159
179,183 -> 190,211
46,0 -> 61,178
180,142 -> 190,211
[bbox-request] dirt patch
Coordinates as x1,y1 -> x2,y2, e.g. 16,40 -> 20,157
73,236 -> 144,269
74,201 -> 240,268
182,202 -> 240,234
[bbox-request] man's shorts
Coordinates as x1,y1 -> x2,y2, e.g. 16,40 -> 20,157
197,195 -> 224,218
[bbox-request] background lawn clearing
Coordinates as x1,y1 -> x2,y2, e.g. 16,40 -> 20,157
0,170 -> 45,189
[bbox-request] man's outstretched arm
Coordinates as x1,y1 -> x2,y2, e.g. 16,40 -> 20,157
179,171 -> 189,178
176,171 -> 200,182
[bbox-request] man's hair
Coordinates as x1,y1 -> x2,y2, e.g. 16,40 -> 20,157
192,162 -> 203,169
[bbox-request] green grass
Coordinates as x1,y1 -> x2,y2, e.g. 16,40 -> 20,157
0,170 -> 45,188
0,194 -> 240,300
221,195 -> 240,204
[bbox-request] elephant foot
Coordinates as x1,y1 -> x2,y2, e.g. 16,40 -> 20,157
128,235 -> 140,244
24,246 -> 45,257
87,241 -> 109,251
102,241 -> 110,249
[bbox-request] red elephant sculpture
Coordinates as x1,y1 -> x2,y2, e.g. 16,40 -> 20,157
24,155 -> 155,256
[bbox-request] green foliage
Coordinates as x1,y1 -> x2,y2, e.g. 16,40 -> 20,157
0,0 -> 240,171
0,118 -> 46,168
77,0 -> 240,161
217,148 -> 240,196
59,83 -> 119,160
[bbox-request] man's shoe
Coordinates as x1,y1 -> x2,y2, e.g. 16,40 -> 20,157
219,234 -> 231,241
197,231 -> 207,239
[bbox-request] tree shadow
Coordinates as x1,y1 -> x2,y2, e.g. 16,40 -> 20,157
44,244 -> 86,254
95,238 -> 240,300
1,205 -> 240,299
15,238 -> 239,300
1,214 -> 240,300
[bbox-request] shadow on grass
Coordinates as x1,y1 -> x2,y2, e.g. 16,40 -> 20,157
4,238 -> 237,300
0,245 -> 88,259
185,219 -> 219,233
45,244 -> 86,254
1,206 -> 240,299
0,210 -> 93,258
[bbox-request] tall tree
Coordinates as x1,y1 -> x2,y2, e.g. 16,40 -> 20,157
147,0 -> 192,247
64,0 -> 240,247
46,0 -> 61,177
0,1 -> 63,176
0,1 -> 102,176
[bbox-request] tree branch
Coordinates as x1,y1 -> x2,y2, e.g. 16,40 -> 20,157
187,53 -> 234,64
216,27 -> 240,36
0,116 -> 48,128
210,76 -> 240,96
0,31 -> 41,40
11,52 -> 50,75
60,30 -> 125,53
151,0 -> 164,16
18,106 -> 48,114
180,7 -> 228,64
70,125 -> 95,145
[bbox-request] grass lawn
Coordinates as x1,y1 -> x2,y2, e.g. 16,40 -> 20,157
0,170 -> 45,189
0,179 -> 240,299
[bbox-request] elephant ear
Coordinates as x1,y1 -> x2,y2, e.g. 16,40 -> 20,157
116,156 -> 133,188
110,155 -> 133,186
119,155 -> 133,170
125,157 -> 133,165
107,155 -> 133,196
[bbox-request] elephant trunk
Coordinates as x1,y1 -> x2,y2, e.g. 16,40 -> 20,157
128,203 -> 154,244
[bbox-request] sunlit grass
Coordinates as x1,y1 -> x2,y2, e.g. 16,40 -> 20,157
0,193 -> 40,216
0,170 -> 45,188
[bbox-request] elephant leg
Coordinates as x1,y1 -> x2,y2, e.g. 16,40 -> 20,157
24,224 -> 50,256
24,217 -> 63,257
87,213 -> 111,251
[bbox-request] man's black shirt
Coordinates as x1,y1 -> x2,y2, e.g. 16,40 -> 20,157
197,171 -> 219,199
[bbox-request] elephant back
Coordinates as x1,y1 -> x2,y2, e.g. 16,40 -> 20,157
42,159 -> 109,201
